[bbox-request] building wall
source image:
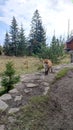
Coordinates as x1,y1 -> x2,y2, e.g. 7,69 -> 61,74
67,41 -> 73,50
66,40 -> 73,63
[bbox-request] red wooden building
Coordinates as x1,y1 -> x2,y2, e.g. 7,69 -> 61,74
65,36 -> 73,62
65,36 -> 73,51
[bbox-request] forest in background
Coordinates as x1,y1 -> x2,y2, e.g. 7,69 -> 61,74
0,9 -> 65,63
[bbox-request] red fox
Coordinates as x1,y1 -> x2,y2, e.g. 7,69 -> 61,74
43,59 -> 53,75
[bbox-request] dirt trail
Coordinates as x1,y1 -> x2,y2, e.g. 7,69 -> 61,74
47,69 -> 73,130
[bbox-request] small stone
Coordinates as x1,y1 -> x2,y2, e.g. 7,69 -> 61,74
43,82 -> 49,86
14,95 -> 22,101
68,75 -> 72,78
0,94 -> 12,101
26,83 -> 38,88
43,87 -> 50,95
9,89 -> 18,93
21,76 -> 31,82
24,89 -> 32,93
8,108 -> 20,114
0,125 -> 5,130
15,82 -> 22,87
0,100 -> 8,111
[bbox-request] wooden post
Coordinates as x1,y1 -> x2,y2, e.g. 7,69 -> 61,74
70,53 -> 73,63
69,51 -> 73,63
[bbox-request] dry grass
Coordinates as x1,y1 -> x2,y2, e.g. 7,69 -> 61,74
0,54 -> 71,75
0,56 -> 43,75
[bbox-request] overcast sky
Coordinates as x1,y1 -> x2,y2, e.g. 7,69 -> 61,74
0,0 -> 73,45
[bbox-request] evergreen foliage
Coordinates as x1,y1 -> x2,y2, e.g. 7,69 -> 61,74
37,35 -> 65,63
29,9 -> 46,54
1,61 -> 20,93
3,10 -> 65,62
10,16 -> 19,56
49,35 -> 64,63
17,24 -> 26,56
3,32 -> 10,55
4,17 -> 27,56
37,45 -> 50,59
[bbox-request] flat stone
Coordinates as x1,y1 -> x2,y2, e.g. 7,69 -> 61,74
14,95 -> 22,101
24,89 -> 32,93
9,88 -> 18,93
0,100 -> 8,111
43,87 -> 50,95
0,94 -> 12,101
0,125 -> 5,130
43,82 -> 49,86
15,82 -> 22,87
26,83 -> 38,88
21,77 -> 31,82
8,108 -> 20,114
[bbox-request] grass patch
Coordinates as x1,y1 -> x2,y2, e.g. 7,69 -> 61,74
30,95 -> 49,105
6,95 -> 49,130
55,67 -> 71,80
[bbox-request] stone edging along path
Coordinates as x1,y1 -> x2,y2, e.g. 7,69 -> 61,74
0,63 -> 73,129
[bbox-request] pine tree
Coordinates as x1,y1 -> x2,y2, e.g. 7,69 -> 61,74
10,16 -> 19,56
29,9 -> 46,55
59,36 -> 65,56
1,61 -> 20,93
18,24 -> 26,56
49,35 -> 64,63
3,32 -> 10,55
50,35 -> 59,63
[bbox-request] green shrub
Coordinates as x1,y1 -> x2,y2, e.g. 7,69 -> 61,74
1,61 -> 20,93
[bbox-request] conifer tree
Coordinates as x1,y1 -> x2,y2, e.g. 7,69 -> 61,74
49,35 -> 64,63
29,9 -> 46,55
3,32 -> 10,55
10,16 -> 19,56
18,24 -> 26,56
1,61 -> 20,93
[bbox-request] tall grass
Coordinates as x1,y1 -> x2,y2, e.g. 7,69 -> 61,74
0,56 -> 43,75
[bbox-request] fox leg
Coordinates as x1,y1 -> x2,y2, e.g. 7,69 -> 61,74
45,68 -> 49,75
44,64 -> 49,75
